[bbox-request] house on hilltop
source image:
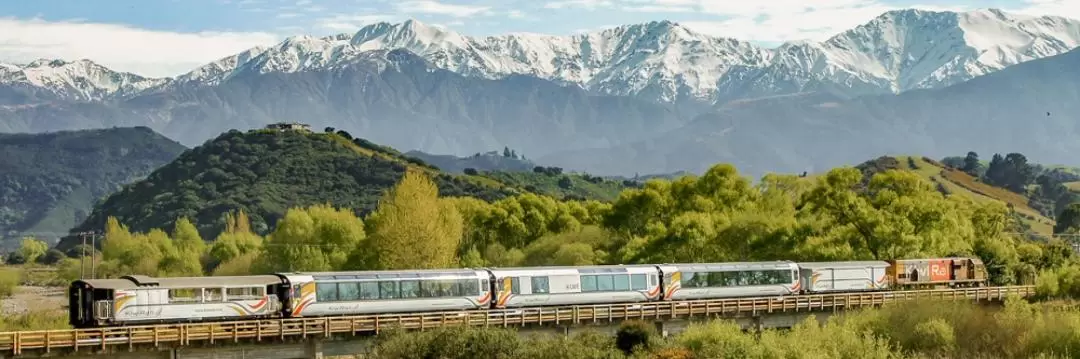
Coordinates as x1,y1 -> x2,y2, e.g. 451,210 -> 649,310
265,122 -> 311,132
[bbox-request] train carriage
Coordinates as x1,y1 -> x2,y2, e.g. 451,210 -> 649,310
796,261 -> 890,294
486,265 -> 662,309
660,261 -> 800,300
280,269 -> 491,317
69,275 -> 285,328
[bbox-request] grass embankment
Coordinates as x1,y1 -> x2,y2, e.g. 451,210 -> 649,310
367,298 -> 1080,359
0,266 -> 70,331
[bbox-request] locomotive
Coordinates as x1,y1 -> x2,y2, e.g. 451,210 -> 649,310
68,257 -> 987,328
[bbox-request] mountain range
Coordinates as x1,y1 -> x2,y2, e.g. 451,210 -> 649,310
1,8 -> 1079,177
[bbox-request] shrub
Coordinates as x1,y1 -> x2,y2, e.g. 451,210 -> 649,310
0,269 -> 20,298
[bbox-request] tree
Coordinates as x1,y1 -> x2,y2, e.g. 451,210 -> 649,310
209,211 -> 263,268
962,151 -> 980,176
364,170 -> 463,270
1055,203 -> 1080,234
324,126 -> 335,133
503,146 -> 511,157
260,204 -> 366,271
17,237 -> 48,264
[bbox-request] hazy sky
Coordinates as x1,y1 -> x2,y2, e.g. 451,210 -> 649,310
0,0 -> 1075,77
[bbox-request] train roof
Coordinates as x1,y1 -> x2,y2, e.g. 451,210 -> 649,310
289,269 -> 487,281
72,275 -> 282,289
148,275 -> 283,288
797,261 -> 891,269
661,261 -> 797,270
72,278 -> 138,290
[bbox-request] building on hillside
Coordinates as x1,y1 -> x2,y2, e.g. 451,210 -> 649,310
265,122 -> 311,132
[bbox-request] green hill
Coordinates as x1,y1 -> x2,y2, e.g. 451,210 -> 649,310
852,155 -> 1065,236
0,127 -> 186,246
60,129 -> 636,249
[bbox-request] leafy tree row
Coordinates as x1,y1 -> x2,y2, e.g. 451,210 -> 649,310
60,164 -> 1075,290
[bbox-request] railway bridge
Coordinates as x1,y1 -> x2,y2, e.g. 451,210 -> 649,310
0,286 -> 1035,359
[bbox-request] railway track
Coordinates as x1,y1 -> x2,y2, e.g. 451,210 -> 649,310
0,285 -> 1034,356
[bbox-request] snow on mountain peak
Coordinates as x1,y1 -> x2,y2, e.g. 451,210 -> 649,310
11,7 -> 1078,105
0,58 -> 168,102
170,7 -> 1077,104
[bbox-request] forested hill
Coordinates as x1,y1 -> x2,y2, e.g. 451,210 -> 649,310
60,129 -> 635,249
0,127 -> 185,244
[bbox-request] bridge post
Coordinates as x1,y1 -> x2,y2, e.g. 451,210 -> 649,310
305,338 -> 323,359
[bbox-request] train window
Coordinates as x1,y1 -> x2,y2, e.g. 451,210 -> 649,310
379,281 -> 399,299
226,287 -> 262,300
683,272 -> 706,288
596,275 -> 615,291
337,283 -> 359,301
510,277 -> 521,295
316,283 -> 338,301
463,279 -> 480,295
531,277 -> 549,294
650,275 -> 658,286
438,281 -> 456,297
581,275 -> 598,292
168,288 -> 199,303
614,275 -> 630,291
631,274 -> 647,290
420,281 -> 440,298
680,272 -> 693,287
400,280 -> 420,298
354,282 -> 375,300
737,272 -> 751,286
708,272 -> 728,287
204,288 -> 224,302
481,279 -> 489,292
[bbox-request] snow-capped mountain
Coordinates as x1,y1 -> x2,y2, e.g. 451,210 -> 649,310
167,8 -> 1080,104
0,59 -> 168,103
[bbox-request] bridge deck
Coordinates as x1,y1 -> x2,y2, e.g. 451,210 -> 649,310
0,286 -> 1034,356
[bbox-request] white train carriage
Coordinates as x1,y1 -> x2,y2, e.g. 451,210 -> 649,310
486,265 -> 662,309
796,261 -> 890,293
659,261 -> 801,301
69,275 -> 284,328
281,269 -> 491,317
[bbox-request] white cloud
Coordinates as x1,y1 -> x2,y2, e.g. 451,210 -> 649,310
0,17 -> 279,78
396,0 -> 492,17
544,0 -> 614,10
678,0 -> 971,42
508,10 -> 526,18
1010,0 -> 1080,19
625,5 -> 693,12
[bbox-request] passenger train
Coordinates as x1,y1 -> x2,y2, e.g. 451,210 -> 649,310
68,257 -> 988,328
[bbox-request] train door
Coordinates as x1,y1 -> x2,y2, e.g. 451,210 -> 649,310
68,283 -> 97,328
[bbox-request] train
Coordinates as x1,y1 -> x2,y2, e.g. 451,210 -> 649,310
68,257 -> 988,328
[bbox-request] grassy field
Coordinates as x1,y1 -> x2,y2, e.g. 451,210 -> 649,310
897,156 -> 1054,235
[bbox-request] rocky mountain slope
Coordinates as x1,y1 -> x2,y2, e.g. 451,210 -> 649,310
6,9 -> 1078,107
0,49 -> 684,158
0,59 -> 167,104
540,46 -> 1080,178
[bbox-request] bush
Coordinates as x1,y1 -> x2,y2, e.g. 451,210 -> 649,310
464,168 -> 479,176
0,310 -> 69,331
616,320 -> 657,354
0,269 -> 20,298
40,249 -> 66,265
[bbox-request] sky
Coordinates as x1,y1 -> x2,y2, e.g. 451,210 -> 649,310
0,0 -> 1076,78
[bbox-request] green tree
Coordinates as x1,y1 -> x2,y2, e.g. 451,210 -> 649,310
262,204 -> 366,271
1055,203 -> 1080,234
364,170 -> 463,270
209,210 -> 264,268
17,237 -> 48,264
962,151 -> 980,176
